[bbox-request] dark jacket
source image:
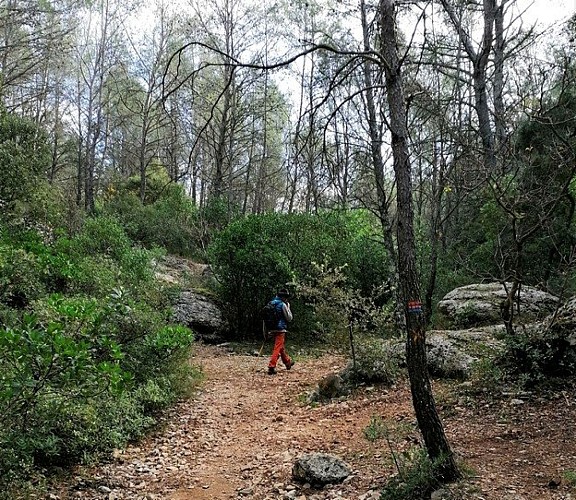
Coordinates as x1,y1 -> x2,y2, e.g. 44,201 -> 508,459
271,296 -> 293,331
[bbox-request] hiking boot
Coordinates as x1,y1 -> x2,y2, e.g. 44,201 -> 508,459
286,360 -> 295,371
268,367 -> 277,375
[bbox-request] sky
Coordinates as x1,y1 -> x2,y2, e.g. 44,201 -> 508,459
522,0 -> 574,26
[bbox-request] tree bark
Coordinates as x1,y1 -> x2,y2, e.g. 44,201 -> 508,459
440,0 -> 497,173
359,0 -> 404,331
379,0 -> 460,481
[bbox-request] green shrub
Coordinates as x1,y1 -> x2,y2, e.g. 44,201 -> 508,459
0,311 -> 129,469
363,415 -> 387,442
0,111 -> 50,213
207,213 -> 295,337
344,337 -> 399,385
295,261 -> 392,348
0,286 -> 195,488
380,448 -> 446,500
47,217 -> 160,297
208,210 -> 392,339
68,255 -> 121,295
126,324 -> 195,383
470,357 -> 505,391
0,245 -> 45,308
500,322 -> 576,386
0,206 -> 197,491
68,215 -> 131,261
101,179 -> 202,258
296,262 -> 351,344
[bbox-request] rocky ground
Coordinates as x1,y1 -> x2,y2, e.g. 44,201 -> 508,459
46,343 -> 576,500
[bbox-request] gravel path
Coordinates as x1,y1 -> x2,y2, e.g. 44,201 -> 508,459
48,343 -> 576,499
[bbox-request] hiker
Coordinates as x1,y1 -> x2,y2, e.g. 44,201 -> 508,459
266,288 -> 294,375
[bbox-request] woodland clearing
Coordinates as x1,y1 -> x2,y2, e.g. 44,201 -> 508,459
47,343 -> 576,500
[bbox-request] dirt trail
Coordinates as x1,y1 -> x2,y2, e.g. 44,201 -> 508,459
50,344 -> 576,499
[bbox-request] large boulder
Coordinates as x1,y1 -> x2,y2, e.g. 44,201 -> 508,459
377,326 -> 505,380
292,453 -> 351,486
172,291 -> 228,343
437,282 -> 559,328
425,334 -> 477,379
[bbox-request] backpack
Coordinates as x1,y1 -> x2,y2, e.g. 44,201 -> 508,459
262,300 -> 282,330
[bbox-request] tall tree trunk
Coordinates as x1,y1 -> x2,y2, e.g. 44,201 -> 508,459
441,0 -> 497,173
493,1 -> 506,158
243,110 -> 256,214
287,60 -> 308,213
360,0 -> 404,330
213,77 -> 232,199
254,69 -> 269,214
306,46 -> 319,213
379,0 -> 460,481
139,98 -> 151,203
424,139 -> 447,323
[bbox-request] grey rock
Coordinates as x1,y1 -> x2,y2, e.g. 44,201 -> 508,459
425,334 -> 477,379
307,374 -> 349,403
292,453 -> 351,486
431,489 -> 450,500
171,291 -> 228,343
378,330 -> 496,380
155,255 -> 210,284
437,282 -> 559,328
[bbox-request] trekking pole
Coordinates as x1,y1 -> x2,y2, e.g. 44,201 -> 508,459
258,321 -> 267,356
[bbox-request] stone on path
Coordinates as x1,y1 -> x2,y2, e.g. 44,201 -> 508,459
292,453 -> 351,486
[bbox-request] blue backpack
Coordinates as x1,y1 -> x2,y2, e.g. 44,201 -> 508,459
262,300 -> 281,330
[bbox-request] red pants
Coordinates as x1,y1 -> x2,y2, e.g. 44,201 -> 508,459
268,332 -> 291,369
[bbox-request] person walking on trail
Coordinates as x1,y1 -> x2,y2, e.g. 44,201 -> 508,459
266,288 -> 294,375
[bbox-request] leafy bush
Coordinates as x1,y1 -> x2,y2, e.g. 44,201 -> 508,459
296,262 -> 352,344
500,323 -> 576,386
0,311 -> 129,470
0,289 -> 195,486
0,218 -> 196,489
46,216 -> 162,297
101,177 -> 202,258
0,218 -> 161,304
0,111 -> 50,213
380,448 -> 447,500
65,215 -> 131,261
343,337 -> 399,385
0,245 -> 45,308
208,210 -> 392,339
296,261 -> 392,349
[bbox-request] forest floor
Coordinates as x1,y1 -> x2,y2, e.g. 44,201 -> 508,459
45,342 -> 576,500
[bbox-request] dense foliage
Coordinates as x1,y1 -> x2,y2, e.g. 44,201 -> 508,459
0,111 -> 51,212
101,173 -> 201,258
0,115 -> 198,493
0,221 -> 196,490
207,210 -> 393,340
